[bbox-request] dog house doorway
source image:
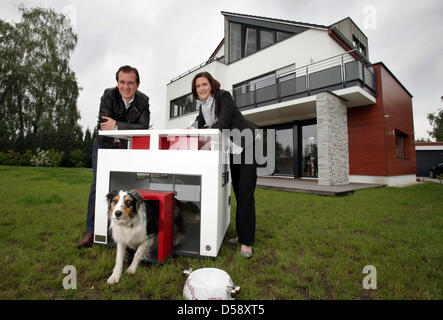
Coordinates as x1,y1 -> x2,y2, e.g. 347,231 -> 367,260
109,171 -> 202,257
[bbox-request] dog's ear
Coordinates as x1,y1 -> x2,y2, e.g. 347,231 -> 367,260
129,190 -> 144,212
106,190 -> 119,206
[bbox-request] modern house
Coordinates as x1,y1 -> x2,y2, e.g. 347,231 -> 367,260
165,12 -> 416,186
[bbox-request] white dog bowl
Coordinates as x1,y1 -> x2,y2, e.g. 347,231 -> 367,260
183,268 -> 240,300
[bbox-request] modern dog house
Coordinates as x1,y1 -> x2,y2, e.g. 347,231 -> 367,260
93,129 -> 231,259
165,12 -> 417,186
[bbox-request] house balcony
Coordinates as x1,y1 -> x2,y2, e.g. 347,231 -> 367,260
232,50 -> 377,126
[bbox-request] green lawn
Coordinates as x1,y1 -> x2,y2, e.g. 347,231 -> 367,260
0,165 -> 442,300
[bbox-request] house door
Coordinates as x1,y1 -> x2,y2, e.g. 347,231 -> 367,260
300,124 -> 318,178
263,121 -> 316,178
274,127 -> 295,176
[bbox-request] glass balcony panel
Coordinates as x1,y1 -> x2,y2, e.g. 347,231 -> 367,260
364,66 -> 376,91
345,60 -> 363,82
309,65 -> 342,91
280,78 -> 296,97
295,76 -> 307,94
256,83 -> 278,103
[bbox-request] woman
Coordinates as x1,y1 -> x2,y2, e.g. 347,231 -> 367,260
191,71 -> 258,258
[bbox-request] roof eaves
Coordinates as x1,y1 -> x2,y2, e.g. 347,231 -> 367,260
221,11 -> 329,30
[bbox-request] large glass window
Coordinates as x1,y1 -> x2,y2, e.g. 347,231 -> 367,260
277,31 -> 292,42
249,73 -> 276,91
229,22 -> 294,63
170,93 -> 196,119
275,128 -> 294,175
244,28 -> 257,56
301,124 -> 318,177
229,23 -> 242,63
260,30 -> 274,49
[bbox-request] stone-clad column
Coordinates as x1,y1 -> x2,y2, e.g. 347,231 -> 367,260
316,91 -> 349,186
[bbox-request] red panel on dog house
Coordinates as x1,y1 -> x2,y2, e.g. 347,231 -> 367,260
132,136 -> 150,149
135,190 -> 173,262
159,136 -> 212,150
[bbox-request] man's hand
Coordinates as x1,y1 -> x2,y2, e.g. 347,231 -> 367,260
101,116 -> 117,130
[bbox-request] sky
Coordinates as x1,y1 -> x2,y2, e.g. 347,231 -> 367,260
1,0 -> 442,140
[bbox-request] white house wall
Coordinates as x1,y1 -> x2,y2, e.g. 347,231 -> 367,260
165,28 -> 349,129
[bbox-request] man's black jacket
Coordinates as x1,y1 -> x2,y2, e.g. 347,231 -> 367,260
96,87 -> 150,148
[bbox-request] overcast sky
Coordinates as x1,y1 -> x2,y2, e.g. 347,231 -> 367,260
1,0 -> 442,140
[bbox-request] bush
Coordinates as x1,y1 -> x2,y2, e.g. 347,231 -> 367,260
0,152 -> 8,165
0,150 -> 28,166
19,150 -> 33,166
70,149 -> 85,168
30,148 -> 64,167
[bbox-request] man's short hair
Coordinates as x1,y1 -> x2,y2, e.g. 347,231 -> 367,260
116,65 -> 140,84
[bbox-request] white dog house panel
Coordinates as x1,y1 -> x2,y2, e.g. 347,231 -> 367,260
93,129 -> 231,258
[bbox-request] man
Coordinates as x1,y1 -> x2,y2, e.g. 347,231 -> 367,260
78,65 -> 150,248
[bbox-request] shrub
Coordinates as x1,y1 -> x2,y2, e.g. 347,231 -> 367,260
0,150 -> 34,166
19,150 -> 34,166
48,149 -> 64,167
0,152 -> 8,165
70,149 -> 85,168
0,150 -> 22,166
31,148 -> 64,167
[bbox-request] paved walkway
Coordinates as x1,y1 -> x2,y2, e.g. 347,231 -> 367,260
256,176 -> 386,196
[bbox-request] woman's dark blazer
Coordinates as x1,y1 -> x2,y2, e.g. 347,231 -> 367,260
195,90 -> 258,132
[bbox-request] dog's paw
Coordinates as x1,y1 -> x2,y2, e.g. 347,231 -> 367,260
107,273 -> 120,284
126,264 -> 138,275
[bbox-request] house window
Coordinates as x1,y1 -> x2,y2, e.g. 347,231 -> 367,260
244,27 -> 257,56
277,31 -> 292,42
229,22 -> 294,63
249,73 -> 276,90
234,72 -> 276,93
360,44 -> 367,57
229,22 -> 242,62
353,35 -> 358,48
395,130 -> 408,158
260,30 -> 274,49
352,35 -> 367,58
170,93 -> 196,119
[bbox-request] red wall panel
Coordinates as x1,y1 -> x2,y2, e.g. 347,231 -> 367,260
377,65 -> 416,176
347,63 -> 416,176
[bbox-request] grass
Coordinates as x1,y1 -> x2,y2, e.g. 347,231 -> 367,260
0,165 -> 442,300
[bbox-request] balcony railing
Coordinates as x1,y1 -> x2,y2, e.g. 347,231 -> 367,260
231,50 -> 377,110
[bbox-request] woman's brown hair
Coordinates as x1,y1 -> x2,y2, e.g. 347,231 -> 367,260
191,72 -> 221,99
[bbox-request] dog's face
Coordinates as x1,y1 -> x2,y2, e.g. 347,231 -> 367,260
106,190 -> 143,224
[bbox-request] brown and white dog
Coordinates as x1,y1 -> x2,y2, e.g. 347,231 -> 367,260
106,190 -> 155,284
106,190 -> 184,284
